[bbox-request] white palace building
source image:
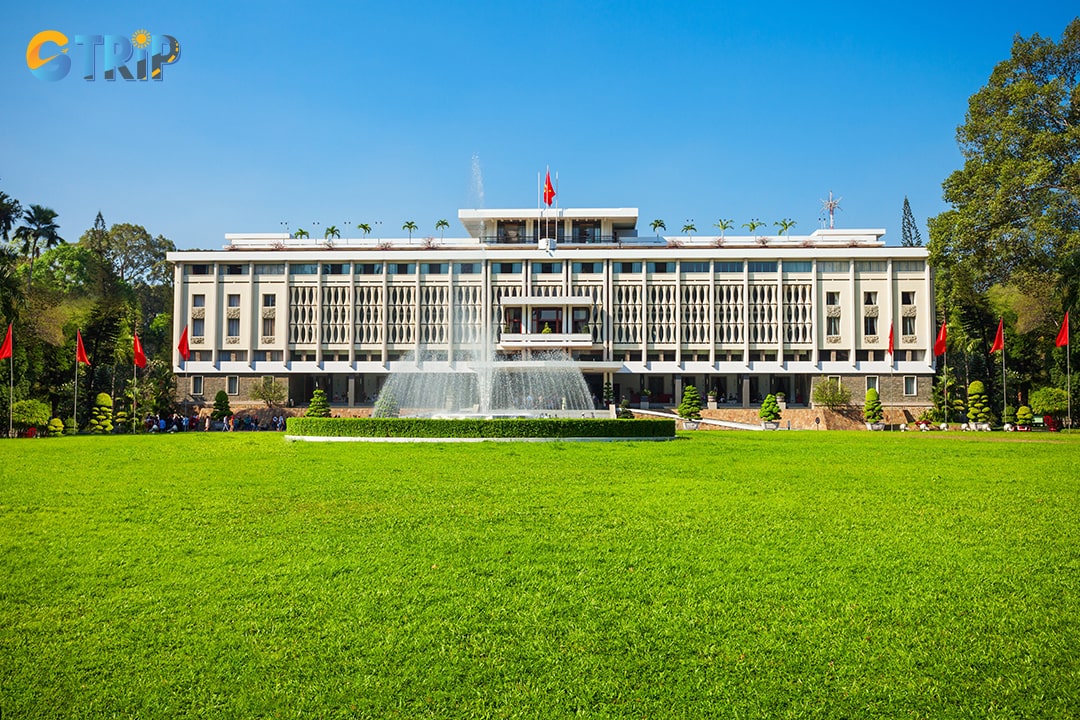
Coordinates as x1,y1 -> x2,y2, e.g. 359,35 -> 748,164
168,205 -> 934,415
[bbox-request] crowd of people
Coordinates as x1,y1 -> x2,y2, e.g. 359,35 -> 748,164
143,413 -> 290,433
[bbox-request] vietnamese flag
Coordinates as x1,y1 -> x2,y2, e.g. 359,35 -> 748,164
933,320 -> 948,357
990,318 -> 1004,354
887,322 -> 894,356
76,330 -> 90,365
543,170 -> 556,207
0,324 -> 11,360
133,333 -> 147,369
177,326 -> 190,361
1056,311 -> 1070,348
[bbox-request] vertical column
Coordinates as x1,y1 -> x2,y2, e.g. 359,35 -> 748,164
848,259 -> 857,370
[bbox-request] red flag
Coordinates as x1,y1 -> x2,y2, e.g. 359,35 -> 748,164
1056,311 -> 1070,348
933,320 -> 948,357
133,333 -> 147,369
76,330 -> 90,366
0,324 -> 11,360
543,170 -> 555,207
990,318 -> 1004,354
177,326 -> 190,361
887,322 -> 894,356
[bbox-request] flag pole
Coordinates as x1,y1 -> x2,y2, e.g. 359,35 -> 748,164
73,356 -> 78,433
133,358 -> 138,435
7,349 -> 12,439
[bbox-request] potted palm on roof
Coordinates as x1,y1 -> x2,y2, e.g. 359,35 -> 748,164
759,393 -> 781,429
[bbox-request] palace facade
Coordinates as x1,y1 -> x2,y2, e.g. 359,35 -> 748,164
167,206 -> 934,412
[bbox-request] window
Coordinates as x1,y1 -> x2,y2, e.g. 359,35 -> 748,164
192,294 -> 205,307
826,292 -> 840,306
289,263 -> 318,275
902,315 -> 916,336
191,376 -> 203,396
254,263 -> 284,275
748,261 -> 777,273
492,262 -> 521,274
262,316 -> 275,336
421,263 -> 448,274
647,262 -> 675,274
532,262 -> 562,274
262,294 -> 276,307
863,291 -> 877,306
681,262 -> 709,273
856,261 -> 887,272
826,316 -> 840,336
784,261 -> 812,273
221,264 -> 247,275
388,263 -> 415,275
904,376 -> 917,395
455,263 -> 480,274
895,260 -> 925,272
866,376 -> 879,392
901,291 -> 915,305
185,264 -> 212,275
572,262 -> 603,274
715,261 -> 743,273
613,262 -> 641,273
253,350 -> 282,362
818,261 -> 848,273
227,376 -> 239,395
864,315 -> 878,336
191,350 -> 211,362
227,318 -> 240,337
322,263 -> 348,275
227,294 -> 240,308
192,318 -> 205,337
355,263 -> 383,275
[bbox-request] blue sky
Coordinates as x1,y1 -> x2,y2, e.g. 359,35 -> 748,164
2,1 -> 1077,249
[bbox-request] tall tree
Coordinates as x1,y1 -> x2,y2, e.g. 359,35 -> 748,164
356,223 -> 371,238
774,218 -> 797,235
324,225 -> 340,242
82,222 -> 175,287
402,221 -> 418,240
650,219 -> 666,236
928,19 -> 1080,291
14,205 -> 64,294
0,191 -> 22,242
435,219 -> 449,240
901,197 -> 923,247
713,219 -> 733,239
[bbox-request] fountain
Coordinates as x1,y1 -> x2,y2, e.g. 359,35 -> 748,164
373,346 -> 600,418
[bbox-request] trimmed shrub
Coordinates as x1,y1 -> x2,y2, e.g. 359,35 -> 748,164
287,417 -> 676,440
864,387 -> 883,424
88,393 -> 114,434
306,388 -> 331,417
759,394 -> 782,422
616,399 -> 634,419
602,381 -> 615,406
1003,405 -> 1016,424
1015,405 -> 1034,426
1030,387 -> 1068,417
966,381 -> 991,424
211,390 -> 231,421
677,385 -> 702,420
113,406 -> 130,434
47,418 -> 65,437
812,377 -> 851,409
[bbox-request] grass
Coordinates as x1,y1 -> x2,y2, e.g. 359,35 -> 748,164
2,431 -> 1079,718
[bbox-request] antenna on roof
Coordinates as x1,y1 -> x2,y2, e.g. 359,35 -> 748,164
820,191 -> 842,229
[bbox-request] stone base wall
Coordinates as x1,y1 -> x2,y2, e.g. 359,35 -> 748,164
651,405 -> 932,430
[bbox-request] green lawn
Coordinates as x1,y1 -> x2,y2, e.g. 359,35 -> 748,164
2,431 -> 1078,718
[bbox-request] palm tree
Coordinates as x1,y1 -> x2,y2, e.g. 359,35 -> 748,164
324,225 -> 340,242
742,219 -> 765,235
15,204 -> 63,294
713,219 -> 734,239
295,228 -> 309,239
774,218 -> 797,235
402,221 -> 418,241
650,219 -> 666,236
0,247 -> 22,320
681,222 -> 697,239
357,223 -> 371,238
435,219 -> 449,240
0,191 -> 22,242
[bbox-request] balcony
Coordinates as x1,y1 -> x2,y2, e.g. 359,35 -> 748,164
497,332 -> 595,350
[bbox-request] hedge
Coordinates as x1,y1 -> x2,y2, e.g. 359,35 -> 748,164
286,417 -> 676,440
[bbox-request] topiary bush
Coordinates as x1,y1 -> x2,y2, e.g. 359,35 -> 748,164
812,377 -> 851,409
602,381 -> 615,406
616,399 -> 634,419
113,406 -> 130,434
88,393 -> 114,434
47,418 -> 65,437
211,390 -> 232,421
966,381 -> 991,424
759,394 -> 782,423
1003,405 -> 1016,425
1016,405 -> 1034,426
306,388 -> 331,417
864,387 -> 884,424
677,385 -> 702,420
